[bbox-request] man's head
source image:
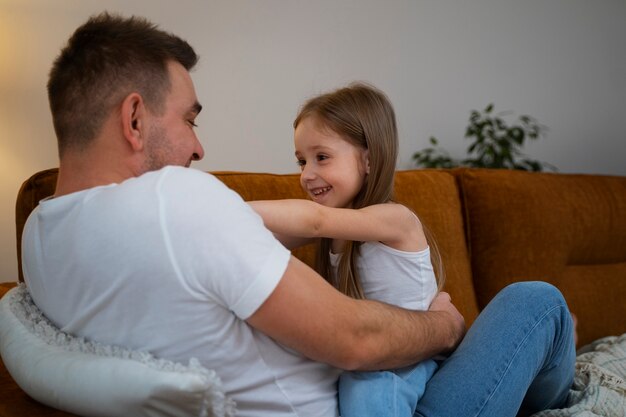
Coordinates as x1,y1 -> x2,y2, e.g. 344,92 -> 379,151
48,12 -> 199,158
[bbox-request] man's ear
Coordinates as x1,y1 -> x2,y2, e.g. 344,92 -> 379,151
121,93 -> 146,152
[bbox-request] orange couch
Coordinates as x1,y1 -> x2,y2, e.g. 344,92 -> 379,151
1,167 -> 625,416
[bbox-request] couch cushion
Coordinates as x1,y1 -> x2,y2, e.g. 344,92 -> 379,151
0,285 -> 235,417
458,168 -> 626,346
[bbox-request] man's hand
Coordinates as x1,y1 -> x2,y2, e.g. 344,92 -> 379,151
429,292 -> 466,352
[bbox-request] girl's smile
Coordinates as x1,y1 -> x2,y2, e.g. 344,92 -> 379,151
310,185 -> 333,199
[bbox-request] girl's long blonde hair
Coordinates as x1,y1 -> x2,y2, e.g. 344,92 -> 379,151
294,82 -> 444,298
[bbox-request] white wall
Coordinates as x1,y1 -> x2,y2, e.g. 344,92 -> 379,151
1,0 -> 625,282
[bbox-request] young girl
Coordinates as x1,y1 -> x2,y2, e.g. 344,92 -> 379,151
249,82 -> 444,417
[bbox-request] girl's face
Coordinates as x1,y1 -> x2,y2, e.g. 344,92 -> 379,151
294,117 -> 369,208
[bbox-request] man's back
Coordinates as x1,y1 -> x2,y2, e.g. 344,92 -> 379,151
22,166 -> 340,416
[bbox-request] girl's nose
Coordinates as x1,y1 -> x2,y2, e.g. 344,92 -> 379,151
300,164 -> 316,182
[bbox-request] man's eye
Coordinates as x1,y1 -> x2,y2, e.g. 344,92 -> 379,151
188,120 -> 198,128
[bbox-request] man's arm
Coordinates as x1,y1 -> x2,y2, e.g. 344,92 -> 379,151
247,256 -> 465,371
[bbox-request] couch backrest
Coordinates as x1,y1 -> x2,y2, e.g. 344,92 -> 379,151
394,170 -> 478,323
458,169 -> 626,345
15,168 -> 58,284
15,168 -> 481,324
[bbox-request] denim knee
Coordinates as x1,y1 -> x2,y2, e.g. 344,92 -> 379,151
499,281 -> 567,309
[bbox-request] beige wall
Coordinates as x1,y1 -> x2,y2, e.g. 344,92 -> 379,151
1,0 -> 625,282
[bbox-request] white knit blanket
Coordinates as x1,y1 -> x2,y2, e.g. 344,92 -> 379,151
531,333 -> 626,417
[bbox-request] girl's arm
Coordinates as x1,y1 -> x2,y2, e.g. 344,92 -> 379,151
248,201 -> 317,249
248,199 -> 427,252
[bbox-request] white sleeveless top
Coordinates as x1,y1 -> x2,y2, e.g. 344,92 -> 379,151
330,242 -> 437,310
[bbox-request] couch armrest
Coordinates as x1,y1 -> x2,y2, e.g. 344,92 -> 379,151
0,281 -> 17,299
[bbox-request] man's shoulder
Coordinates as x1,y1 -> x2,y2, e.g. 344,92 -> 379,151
138,165 -> 217,184
132,166 -> 245,208
126,166 -> 226,194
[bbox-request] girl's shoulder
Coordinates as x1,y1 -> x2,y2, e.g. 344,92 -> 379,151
363,202 -> 427,251
366,201 -> 420,224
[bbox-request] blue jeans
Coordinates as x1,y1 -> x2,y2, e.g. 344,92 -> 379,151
339,360 -> 438,417
343,282 -> 576,417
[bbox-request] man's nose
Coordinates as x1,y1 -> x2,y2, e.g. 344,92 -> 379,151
192,139 -> 205,161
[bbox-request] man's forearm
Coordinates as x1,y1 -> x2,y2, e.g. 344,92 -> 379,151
334,297 -> 464,371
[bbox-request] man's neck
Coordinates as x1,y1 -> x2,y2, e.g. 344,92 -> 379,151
54,150 -> 140,197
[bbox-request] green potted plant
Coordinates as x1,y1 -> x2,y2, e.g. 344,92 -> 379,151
412,104 -> 555,171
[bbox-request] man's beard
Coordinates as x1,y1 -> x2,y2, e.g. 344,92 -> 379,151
143,123 -> 178,172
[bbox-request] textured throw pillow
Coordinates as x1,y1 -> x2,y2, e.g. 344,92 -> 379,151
0,285 -> 235,417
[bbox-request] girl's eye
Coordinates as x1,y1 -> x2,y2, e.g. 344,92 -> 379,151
296,159 -> 306,167
317,154 -> 328,161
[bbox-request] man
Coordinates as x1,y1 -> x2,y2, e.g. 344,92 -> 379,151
23,12 -> 574,417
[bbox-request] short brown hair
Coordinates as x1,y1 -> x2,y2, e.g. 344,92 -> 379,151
47,12 -> 198,155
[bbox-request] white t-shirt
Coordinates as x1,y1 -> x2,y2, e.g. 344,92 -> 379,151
22,166 -> 341,417
330,242 -> 437,310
